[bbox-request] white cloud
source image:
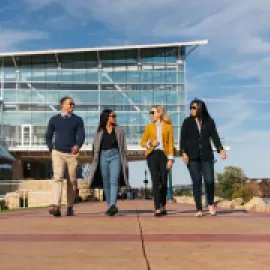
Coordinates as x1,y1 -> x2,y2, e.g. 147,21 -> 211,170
229,130 -> 270,145
200,95 -> 254,147
24,0 -> 56,9
44,15 -> 75,29
0,28 -> 48,52
204,98 -> 270,104
23,0 -> 270,83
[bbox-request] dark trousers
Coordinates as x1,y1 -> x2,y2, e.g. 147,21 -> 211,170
188,159 -> 215,211
147,150 -> 168,210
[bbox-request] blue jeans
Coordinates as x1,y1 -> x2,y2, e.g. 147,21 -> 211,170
100,149 -> 121,208
188,159 -> 214,211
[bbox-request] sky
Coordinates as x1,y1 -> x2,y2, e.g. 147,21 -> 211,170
0,0 -> 269,187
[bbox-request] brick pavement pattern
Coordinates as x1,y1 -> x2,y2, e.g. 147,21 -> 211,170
0,200 -> 270,270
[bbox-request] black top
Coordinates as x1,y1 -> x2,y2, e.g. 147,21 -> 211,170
180,116 -> 223,161
45,114 -> 85,153
100,127 -> 119,150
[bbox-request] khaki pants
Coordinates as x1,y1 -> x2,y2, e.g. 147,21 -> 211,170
51,150 -> 79,208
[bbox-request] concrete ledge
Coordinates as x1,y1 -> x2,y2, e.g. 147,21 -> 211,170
28,191 -> 51,208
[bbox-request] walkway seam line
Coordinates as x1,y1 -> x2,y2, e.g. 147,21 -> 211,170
136,207 -> 151,270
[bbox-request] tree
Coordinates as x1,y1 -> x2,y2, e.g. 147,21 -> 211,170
216,166 -> 246,200
232,183 -> 261,202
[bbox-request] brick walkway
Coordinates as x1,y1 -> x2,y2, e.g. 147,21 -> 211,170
0,200 -> 270,270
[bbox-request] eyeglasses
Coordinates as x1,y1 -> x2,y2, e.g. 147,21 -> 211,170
149,111 -> 155,115
69,102 -> 75,106
110,114 -> 117,118
190,106 -> 197,110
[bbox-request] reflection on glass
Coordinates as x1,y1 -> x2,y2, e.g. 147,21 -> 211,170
1,47 -> 186,147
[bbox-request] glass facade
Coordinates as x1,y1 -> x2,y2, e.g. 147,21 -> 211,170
0,139 -> 14,163
0,46 -> 186,149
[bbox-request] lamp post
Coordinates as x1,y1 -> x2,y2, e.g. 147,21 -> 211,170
143,169 -> 148,200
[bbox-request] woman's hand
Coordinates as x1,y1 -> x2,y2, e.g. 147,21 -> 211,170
151,140 -> 160,147
166,160 -> 173,169
220,150 -> 227,160
182,153 -> 189,165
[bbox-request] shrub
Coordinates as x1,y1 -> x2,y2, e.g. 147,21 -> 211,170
0,199 -> 7,210
232,183 -> 262,202
232,184 -> 254,202
174,189 -> 192,196
216,166 -> 246,200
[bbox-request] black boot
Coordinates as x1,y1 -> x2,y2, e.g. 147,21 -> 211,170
106,205 -> 118,216
66,207 -> 74,216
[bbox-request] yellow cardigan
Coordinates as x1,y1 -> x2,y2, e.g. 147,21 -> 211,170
140,122 -> 174,158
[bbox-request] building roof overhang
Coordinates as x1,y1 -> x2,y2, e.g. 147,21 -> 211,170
0,40 -> 208,58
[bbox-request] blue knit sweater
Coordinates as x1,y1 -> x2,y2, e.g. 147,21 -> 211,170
45,114 -> 85,153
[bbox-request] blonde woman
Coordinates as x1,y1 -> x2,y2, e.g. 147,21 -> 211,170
141,105 -> 174,216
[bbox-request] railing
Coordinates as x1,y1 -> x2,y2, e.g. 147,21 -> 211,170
4,138 -> 179,149
0,181 -> 26,210
0,180 -> 23,196
3,136 -> 229,151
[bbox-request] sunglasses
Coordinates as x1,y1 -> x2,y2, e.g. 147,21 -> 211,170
149,111 -> 155,115
69,102 -> 75,106
190,106 -> 197,110
110,114 -> 117,118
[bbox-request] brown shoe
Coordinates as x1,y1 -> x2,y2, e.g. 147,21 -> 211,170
49,205 -> 61,217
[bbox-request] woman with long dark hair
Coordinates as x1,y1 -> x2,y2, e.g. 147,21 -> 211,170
180,99 -> 226,217
141,105 -> 175,217
87,109 -> 129,216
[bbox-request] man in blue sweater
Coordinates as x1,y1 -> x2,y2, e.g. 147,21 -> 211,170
46,96 -> 85,217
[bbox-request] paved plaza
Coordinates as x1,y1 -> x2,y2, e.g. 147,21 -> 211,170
0,200 -> 270,270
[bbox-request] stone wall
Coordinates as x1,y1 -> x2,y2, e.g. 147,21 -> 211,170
4,192 -> 20,209
175,195 -> 270,213
28,192 -> 51,208
3,179 -> 102,209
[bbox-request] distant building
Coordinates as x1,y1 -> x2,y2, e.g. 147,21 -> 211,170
247,178 -> 270,198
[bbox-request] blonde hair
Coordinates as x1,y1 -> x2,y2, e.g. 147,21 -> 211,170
152,105 -> 171,124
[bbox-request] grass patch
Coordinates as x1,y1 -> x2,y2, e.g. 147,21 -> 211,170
0,206 -> 47,213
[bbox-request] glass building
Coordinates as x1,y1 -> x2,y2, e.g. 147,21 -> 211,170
0,139 -> 14,181
0,139 -> 15,164
0,40 -> 207,179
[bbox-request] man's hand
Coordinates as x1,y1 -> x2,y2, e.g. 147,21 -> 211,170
182,153 -> 189,165
151,140 -> 160,147
166,160 -> 173,169
72,145 -> 79,154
